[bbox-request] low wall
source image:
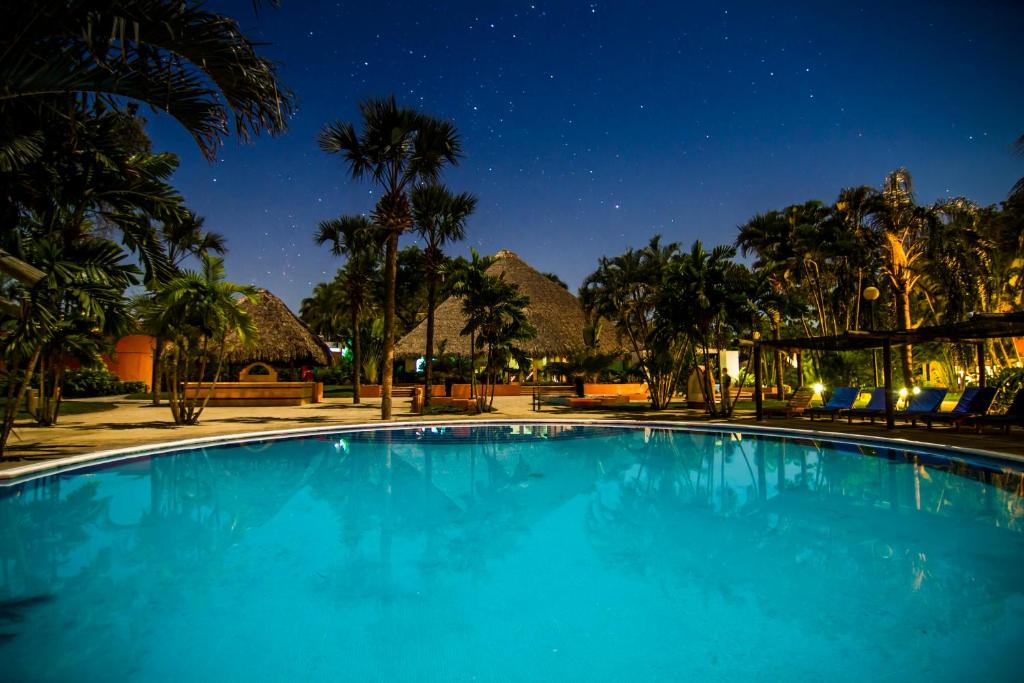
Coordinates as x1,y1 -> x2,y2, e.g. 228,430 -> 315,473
358,385 -> 382,398
584,383 -> 648,399
183,381 -> 322,407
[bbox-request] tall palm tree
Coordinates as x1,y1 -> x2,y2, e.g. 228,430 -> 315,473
317,96 -> 462,418
315,215 -> 380,404
870,168 -> 934,385
411,184 -> 476,406
833,186 -> 880,331
737,211 -> 797,398
142,254 -> 257,425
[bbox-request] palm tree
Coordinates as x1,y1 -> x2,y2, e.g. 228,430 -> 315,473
411,184 -> 476,406
460,273 -> 535,410
149,210 -> 227,404
300,278 -> 346,340
142,254 -> 257,425
0,237 -> 138,455
0,1 -> 294,163
317,96 -> 462,419
662,241 -> 749,416
870,168 -> 934,385
737,211 -> 798,398
581,236 -> 688,409
833,186 -> 880,331
315,215 -> 381,404
449,249 -> 493,398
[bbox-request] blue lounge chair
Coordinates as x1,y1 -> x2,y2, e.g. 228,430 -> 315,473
921,387 -> 997,430
843,388 -> 888,424
897,388 -> 948,424
806,387 -> 860,421
965,388 -> 1024,433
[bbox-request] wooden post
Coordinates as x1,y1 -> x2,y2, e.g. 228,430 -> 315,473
754,342 -> 764,421
977,342 -> 986,388
882,340 -> 895,430
795,351 -> 804,389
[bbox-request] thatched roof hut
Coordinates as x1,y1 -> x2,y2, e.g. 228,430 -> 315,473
395,250 -> 619,358
222,288 -> 332,367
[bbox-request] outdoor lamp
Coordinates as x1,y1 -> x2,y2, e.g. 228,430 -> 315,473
899,387 -> 909,398
912,387 -> 921,395
812,383 -> 824,394
863,286 -> 880,301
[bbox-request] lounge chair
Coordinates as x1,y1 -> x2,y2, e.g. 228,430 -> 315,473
843,388 -> 888,423
921,387 -> 998,430
965,388 -> 1024,433
896,388 -> 948,424
806,387 -> 861,421
764,386 -> 816,418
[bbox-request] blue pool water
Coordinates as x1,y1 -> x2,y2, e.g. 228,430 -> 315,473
1,424 -> 1023,681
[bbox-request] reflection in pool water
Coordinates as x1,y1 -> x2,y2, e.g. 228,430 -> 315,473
1,425 -> 1022,681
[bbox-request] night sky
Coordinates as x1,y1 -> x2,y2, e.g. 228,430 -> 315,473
146,0 -> 1024,310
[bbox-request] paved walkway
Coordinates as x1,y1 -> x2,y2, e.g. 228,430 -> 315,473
3,395 -> 1021,474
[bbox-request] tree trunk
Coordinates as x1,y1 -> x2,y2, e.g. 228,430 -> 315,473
771,310 -> 785,400
0,345 -> 42,457
469,330 -> 476,399
896,282 -> 914,386
380,231 -> 398,420
351,306 -> 361,404
423,275 -> 438,407
151,337 -> 163,405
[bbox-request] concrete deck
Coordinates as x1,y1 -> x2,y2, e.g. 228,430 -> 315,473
3,395 -> 1022,475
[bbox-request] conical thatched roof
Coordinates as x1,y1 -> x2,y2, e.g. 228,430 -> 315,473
395,249 -> 619,357
222,288 -> 332,366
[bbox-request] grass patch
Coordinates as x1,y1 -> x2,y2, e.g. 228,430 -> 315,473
323,385 -> 353,398
0,398 -> 117,419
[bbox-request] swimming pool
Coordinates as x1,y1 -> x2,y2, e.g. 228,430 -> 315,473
1,422 -> 1022,681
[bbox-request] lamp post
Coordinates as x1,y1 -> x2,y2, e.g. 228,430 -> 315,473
863,286 -> 880,386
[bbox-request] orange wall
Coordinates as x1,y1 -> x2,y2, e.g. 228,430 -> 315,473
105,335 -> 155,389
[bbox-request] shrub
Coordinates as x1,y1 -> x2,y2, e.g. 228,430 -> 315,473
62,367 -> 146,398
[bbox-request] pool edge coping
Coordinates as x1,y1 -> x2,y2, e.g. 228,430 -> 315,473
3,418 -> 1022,485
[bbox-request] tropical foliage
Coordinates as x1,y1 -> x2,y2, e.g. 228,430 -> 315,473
138,255 -> 257,425
0,1 -> 288,456
318,96 -> 462,418
737,167 -> 1024,389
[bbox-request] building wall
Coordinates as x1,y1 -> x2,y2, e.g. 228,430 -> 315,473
105,335 -> 155,389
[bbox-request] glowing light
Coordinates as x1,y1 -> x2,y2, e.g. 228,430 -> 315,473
812,383 -> 825,394
863,286 -> 880,301
899,387 -> 909,398
912,387 -> 921,395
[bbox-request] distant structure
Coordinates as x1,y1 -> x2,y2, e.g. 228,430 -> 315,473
395,249 -> 619,376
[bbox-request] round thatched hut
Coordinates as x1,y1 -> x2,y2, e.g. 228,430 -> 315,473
395,249 -> 619,359
221,288 -> 332,368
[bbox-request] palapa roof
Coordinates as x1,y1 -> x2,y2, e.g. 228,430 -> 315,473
759,311 -> 1024,352
395,249 -> 620,357
222,288 -> 332,366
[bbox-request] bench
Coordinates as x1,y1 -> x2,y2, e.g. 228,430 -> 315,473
531,385 -> 577,411
182,381 -> 322,407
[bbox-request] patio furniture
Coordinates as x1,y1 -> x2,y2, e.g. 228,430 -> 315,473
764,386 -> 816,418
843,388 -> 889,423
921,387 -> 997,430
896,388 -> 948,424
965,388 -> 1024,433
806,387 -> 861,421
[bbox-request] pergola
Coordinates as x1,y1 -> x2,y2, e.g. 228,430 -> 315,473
753,312 -> 1024,429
